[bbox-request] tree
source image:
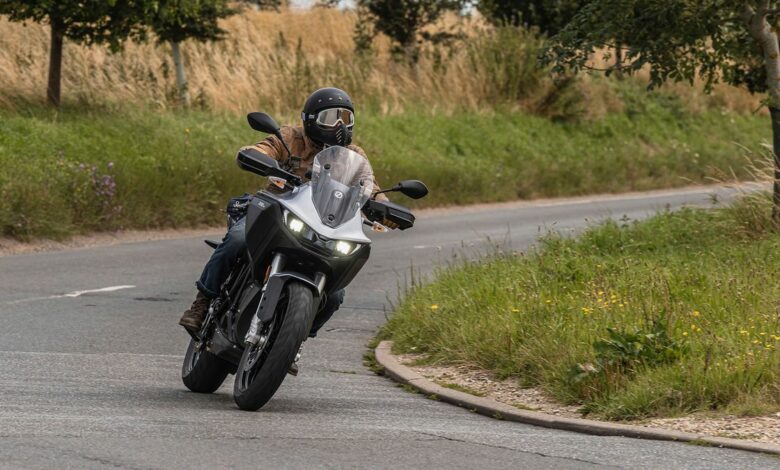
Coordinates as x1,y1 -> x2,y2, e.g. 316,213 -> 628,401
478,0 -> 585,36
357,0 -> 463,62
0,1 -> 146,106
147,0 -> 234,107
543,1 -> 780,223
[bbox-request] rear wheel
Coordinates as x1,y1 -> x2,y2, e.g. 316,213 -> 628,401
182,338 -> 230,393
233,281 -> 314,411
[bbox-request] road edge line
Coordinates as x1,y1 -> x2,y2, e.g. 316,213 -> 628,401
375,341 -> 780,456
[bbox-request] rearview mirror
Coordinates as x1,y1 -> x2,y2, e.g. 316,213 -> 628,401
247,112 -> 281,135
396,180 -> 428,199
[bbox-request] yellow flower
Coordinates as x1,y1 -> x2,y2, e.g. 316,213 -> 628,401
691,310 -> 700,317
430,304 -> 439,311
690,324 -> 697,331
545,299 -> 552,304
511,308 -> 520,313
682,331 -> 688,336
752,339 -> 760,344
740,330 -> 749,335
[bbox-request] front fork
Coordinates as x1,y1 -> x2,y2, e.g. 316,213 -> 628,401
243,253 -> 327,345
244,253 -> 286,345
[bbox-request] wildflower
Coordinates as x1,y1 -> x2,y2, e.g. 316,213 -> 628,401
430,304 -> 439,311
691,310 -> 700,317
545,299 -> 552,304
752,339 -> 760,344
185,128 -> 191,134
690,324 -> 697,331
682,331 -> 688,336
511,308 -> 520,313
740,330 -> 749,335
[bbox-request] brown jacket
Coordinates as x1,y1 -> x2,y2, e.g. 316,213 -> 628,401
240,126 -> 387,201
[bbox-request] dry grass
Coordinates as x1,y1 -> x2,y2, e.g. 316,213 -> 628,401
0,9 -> 501,115
0,8 -> 762,117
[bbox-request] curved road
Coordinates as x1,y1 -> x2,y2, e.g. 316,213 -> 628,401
1,186 -> 776,469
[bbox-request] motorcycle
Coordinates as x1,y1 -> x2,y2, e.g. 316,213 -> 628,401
181,112 -> 428,411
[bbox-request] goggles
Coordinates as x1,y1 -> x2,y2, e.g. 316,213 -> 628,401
314,107 -> 355,128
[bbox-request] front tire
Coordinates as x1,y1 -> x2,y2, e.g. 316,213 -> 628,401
233,281 -> 314,411
182,338 -> 230,393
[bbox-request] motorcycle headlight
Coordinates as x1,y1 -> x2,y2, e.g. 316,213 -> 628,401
331,240 -> 363,256
288,216 -> 305,233
284,211 -> 309,235
335,241 -> 353,255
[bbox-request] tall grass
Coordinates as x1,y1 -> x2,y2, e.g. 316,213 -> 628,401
381,194 -> 780,419
0,8 -> 762,117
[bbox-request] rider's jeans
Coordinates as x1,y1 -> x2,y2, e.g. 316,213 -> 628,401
196,216 -> 345,337
197,217 -> 246,299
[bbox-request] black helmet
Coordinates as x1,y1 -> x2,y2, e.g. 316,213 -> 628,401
301,87 -> 355,147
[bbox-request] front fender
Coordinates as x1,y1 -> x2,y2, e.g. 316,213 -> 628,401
255,272 -> 322,325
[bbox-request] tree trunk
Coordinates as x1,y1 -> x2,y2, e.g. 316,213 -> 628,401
171,41 -> 190,108
614,44 -> 623,79
47,20 -> 64,107
745,2 -> 780,224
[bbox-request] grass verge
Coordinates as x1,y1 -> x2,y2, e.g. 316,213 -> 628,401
379,193 -> 780,420
0,100 -> 769,240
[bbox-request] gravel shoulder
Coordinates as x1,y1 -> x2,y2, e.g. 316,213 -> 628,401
400,355 -> 780,446
0,227 -> 222,257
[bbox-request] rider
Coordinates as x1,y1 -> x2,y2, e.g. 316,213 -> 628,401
179,88 -> 392,371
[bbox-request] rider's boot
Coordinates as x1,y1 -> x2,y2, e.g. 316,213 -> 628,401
288,345 -> 303,376
179,291 -> 211,333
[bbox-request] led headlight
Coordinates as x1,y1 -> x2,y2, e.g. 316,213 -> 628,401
335,241 -> 353,255
288,216 -> 305,233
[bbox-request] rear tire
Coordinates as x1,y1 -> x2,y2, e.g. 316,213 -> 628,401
182,338 -> 230,394
233,282 -> 314,411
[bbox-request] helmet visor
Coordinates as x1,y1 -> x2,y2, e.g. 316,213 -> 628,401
315,108 -> 355,128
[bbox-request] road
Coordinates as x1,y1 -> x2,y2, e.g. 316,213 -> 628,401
1,186 -> 777,469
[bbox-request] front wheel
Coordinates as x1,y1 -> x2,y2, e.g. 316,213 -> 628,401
233,281 -> 314,411
182,338 -> 230,393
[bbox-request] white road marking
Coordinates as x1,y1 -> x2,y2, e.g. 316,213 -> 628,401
6,285 -> 136,305
60,285 -> 136,298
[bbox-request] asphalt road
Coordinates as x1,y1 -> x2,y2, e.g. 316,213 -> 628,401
1,186 -> 777,469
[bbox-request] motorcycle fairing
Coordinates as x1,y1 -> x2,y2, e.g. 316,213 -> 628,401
244,192 -> 371,294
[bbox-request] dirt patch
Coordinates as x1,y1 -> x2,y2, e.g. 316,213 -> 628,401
0,227 -> 223,257
399,355 -> 780,445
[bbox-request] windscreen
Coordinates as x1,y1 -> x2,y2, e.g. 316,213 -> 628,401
310,146 -> 374,228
